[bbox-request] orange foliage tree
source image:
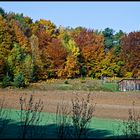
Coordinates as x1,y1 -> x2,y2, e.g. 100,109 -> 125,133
11,19 -> 31,53
46,38 -> 68,78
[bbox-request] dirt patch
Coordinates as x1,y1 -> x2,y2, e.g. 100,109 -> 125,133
0,89 -> 140,120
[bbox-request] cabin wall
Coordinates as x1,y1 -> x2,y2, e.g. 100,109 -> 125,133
118,80 -> 140,91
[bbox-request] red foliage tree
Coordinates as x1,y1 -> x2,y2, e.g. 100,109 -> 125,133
72,29 -> 105,76
121,32 -> 140,77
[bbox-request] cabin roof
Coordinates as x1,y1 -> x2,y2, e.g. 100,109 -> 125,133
118,78 -> 140,83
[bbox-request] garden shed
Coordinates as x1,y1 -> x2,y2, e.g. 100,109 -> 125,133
118,79 -> 140,91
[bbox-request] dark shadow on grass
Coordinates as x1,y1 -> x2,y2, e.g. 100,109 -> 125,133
0,118 -> 129,139
0,118 -> 17,138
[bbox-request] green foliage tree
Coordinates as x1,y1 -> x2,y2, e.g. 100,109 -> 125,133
2,74 -> 11,88
7,43 -> 24,77
13,72 -> 26,88
0,7 -> 5,17
7,42 -> 31,85
113,30 -> 125,55
102,28 -> 114,52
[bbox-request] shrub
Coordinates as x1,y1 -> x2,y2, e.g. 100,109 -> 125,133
55,93 -> 96,139
56,100 -> 71,139
71,93 -> 96,139
64,80 -> 69,84
13,73 -> 26,88
18,95 -> 44,138
47,70 -> 55,78
121,101 -> 140,138
30,65 -> 38,82
80,80 -> 86,83
80,67 -> 87,77
125,72 -> 133,78
2,74 -> 11,88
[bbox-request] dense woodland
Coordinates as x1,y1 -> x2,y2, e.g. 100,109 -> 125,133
0,7 -> 140,87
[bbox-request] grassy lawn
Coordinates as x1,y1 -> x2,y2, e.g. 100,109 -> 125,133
0,108 -> 125,139
28,78 -> 119,92
101,82 -> 118,92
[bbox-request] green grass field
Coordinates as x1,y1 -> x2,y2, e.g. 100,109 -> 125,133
101,82 -> 119,92
0,108 -> 125,139
28,78 -> 119,92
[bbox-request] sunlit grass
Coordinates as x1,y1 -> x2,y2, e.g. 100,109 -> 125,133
29,78 -> 119,92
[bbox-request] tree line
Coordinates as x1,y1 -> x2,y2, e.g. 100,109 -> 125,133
0,7 -> 140,87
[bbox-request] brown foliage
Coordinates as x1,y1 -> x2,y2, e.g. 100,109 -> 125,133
46,38 -> 68,70
121,32 -> 140,77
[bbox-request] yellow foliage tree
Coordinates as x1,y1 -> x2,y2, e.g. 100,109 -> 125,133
35,19 -> 57,38
57,55 -> 80,78
0,15 -> 12,58
57,39 -> 80,78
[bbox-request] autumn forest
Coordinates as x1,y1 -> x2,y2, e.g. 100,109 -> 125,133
0,7 -> 140,88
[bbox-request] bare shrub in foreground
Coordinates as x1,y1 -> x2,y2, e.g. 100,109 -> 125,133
17,94 -> 43,139
56,93 -> 96,139
122,101 -> 140,138
56,99 -> 71,139
71,92 -> 96,139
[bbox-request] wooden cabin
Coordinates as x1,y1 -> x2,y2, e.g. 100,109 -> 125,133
118,79 -> 140,91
